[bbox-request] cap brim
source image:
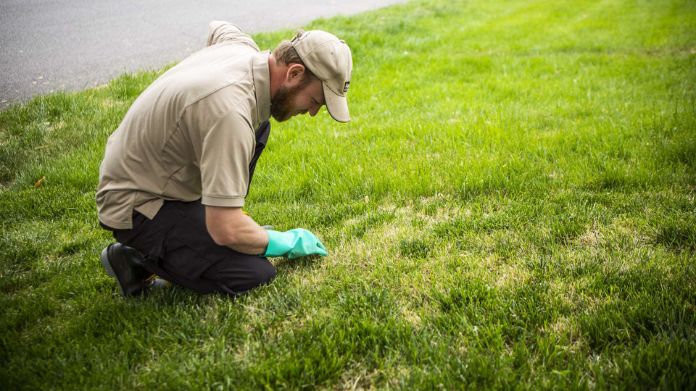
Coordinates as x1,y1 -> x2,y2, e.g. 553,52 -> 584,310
323,83 -> 350,123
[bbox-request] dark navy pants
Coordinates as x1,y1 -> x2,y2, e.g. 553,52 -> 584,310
106,121 -> 276,295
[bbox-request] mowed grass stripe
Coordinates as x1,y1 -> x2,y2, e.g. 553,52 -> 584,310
1,0 -> 694,389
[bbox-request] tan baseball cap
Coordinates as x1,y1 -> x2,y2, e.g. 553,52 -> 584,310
292,30 -> 352,122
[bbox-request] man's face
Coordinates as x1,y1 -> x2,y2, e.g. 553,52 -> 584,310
270,76 -> 325,122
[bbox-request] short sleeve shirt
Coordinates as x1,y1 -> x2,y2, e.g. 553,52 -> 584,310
96,21 -> 271,229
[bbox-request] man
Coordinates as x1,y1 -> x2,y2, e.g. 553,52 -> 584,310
96,21 -> 352,297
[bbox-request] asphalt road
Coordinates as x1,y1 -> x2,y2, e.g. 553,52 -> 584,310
0,0 -> 406,110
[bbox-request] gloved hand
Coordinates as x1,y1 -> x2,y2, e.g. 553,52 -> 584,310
264,229 -> 328,259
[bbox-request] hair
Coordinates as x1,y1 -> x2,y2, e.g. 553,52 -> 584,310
273,30 -> 317,85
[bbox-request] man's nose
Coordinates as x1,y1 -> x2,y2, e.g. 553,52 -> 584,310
309,105 -> 320,116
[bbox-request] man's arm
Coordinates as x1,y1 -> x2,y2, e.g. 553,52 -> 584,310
205,205 -> 268,255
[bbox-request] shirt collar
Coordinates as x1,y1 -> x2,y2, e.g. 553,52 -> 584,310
251,51 -> 271,125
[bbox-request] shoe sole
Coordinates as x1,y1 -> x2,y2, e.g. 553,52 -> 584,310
150,278 -> 171,288
100,246 -> 129,297
102,245 -> 163,296
100,247 -> 116,278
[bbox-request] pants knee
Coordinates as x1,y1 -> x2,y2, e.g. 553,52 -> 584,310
253,260 -> 277,287
219,259 -> 276,295
204,256 -> 277,295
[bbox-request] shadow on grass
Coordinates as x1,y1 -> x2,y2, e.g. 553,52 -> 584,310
273,254 -> 325,273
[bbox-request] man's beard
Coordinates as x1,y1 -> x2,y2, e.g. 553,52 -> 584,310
270,83 -> 304,122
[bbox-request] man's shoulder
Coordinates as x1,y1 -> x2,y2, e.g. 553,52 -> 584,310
156,45 -> 257,111
206,21 -> 260,51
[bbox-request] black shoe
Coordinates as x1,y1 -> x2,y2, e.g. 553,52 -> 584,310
100,243 -> 152,297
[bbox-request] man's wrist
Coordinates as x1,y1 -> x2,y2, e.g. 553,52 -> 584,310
263,230 -> 289,257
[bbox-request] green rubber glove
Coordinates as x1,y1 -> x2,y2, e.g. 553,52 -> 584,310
264,229 -> 328,259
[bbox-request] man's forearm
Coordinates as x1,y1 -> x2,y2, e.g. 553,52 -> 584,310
224,214 -> 269,255
205,206 -> 269,255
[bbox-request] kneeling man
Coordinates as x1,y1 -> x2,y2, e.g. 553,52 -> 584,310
96,21 -> 352,296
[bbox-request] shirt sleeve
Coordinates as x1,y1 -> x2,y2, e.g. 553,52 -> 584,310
207,21 -> 260,51
199,109 -> 256,208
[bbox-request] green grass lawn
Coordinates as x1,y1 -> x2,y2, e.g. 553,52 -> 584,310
1,0 -> 695,388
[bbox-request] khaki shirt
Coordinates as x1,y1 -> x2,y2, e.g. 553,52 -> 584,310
96,21 -> 270,229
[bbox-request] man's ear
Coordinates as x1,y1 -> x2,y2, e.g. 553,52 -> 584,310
285,64 -> 306,86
